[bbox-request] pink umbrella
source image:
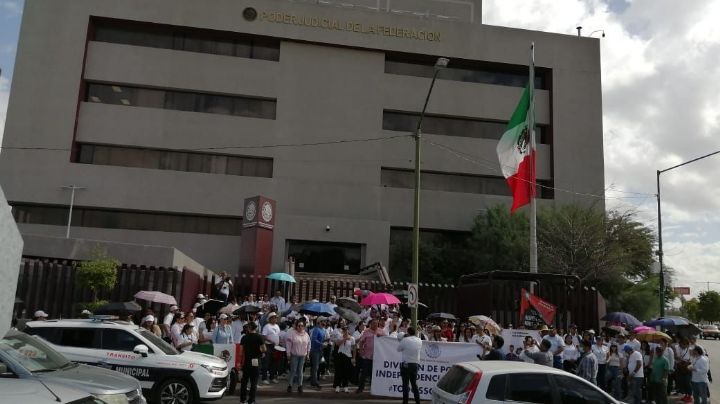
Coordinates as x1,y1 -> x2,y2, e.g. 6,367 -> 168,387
634,325 -> 654,333
360,292 -> 400,306
134,290 -> 177,305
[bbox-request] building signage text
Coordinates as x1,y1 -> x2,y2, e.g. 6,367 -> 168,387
259,11 -> 441,42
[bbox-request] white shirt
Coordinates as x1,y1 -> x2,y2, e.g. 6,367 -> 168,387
626,350 -> 644,378
521,345 -> 540,363
262,323 -> 281,345
562,343 -> 579,361
592,344 -> 609,365
163,313 -> 174,326
691,355 -> 710,383
663,347 -> 675,370
336,335 -> 355,358
231,320 -> 244,339
270,296 -> 285,308
170,323 -> 183,345
178,333 -> 197,352
397,335 -> 423,364
219,281 -> 232,297
627,338 -> 640,351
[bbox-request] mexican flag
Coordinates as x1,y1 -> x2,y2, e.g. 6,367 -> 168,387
496,85 -> 535,213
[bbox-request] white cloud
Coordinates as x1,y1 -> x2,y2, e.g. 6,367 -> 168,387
484,0 -> 720,291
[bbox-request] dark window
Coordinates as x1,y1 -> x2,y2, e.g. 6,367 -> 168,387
288,240 -> 362,274
25,327 -> 61,345
75,143 -> 273,178
101,329 -> 145,352
11,204 -> 243,236
86,83 -> 276,120
383,111 -> 550,144
58,328 -> 100,349
553,375 -> 612,404
385,53 -> 548,90
436,365 -> 476,395
485,374 -> 507,400
93,18 -> 280,62
506,373 -> 553,404
381,168 -> 554,199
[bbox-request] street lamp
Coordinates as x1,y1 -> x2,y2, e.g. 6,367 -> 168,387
411,57 -> 449,329
60,185 -> 86,238
656,149 -> 720,316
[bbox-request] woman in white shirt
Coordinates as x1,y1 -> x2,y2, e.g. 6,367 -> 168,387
458,326 -> 475,343
592,336 -> 609,390
562,334 -> 579,372
176,324 -> 198,352
606,344 -> 624,399
333,327 -> 355,393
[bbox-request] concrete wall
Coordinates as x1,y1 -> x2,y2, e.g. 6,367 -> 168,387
0,186 -> 23,335
0,0 -> 603,274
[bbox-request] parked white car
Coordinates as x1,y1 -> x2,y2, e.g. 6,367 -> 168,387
0,379 -> 104,404
25,318 -> 228,404
432,361 -> 621,404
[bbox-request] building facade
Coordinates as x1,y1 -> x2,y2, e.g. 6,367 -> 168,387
0,0 -> 604,275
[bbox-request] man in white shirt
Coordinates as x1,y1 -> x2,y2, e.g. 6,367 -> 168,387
688,346 -> 709,404
625,345 -> 644,404
269,290 -> 285,311
261,313 -> 281,384
216,272 -> 233,302
627,332 -> 642,352
543,327 -> 565,369
397,327 -> 422,404
162,305 -> 178,337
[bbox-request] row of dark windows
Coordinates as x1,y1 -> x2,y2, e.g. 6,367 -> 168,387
381,168 -> 554,199
92,17 -> 280,61
383,111 -> 551,144
385,53 -> 548,90
76,144 -> 273,178
11,204 -> 243,236
86,83 -> 276,119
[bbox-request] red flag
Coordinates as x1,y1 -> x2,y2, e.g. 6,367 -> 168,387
519,288 -> 557,327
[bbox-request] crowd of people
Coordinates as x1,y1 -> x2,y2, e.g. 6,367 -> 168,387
27,283 -> 713,404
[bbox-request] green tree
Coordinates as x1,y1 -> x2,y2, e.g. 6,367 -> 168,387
76,249 -> 120,303
697,291 -> 720,322
679,297 -> 701,322
467,205 -> 529,273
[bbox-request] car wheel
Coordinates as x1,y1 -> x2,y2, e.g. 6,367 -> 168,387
156,379 -> 194,404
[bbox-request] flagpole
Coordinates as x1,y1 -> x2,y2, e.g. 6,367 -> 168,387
529,43 -> 538,288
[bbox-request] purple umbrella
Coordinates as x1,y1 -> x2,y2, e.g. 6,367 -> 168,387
601,312 -> 641,327
134,290 -> 177,305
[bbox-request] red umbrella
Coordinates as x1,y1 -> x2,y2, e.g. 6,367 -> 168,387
634,325 -> 654,333
360,292 -> 401,306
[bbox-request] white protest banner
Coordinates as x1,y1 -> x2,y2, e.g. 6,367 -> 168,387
371,336 -> 482,400
501,329 -> 541,355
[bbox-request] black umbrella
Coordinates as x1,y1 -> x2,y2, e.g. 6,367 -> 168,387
675,323 -> 701,337
427,312 -> 457,321
336,297 -> 362,313
334,306 -> 360,324
196,299 -> 225,317
95,301 -> 142,315
233,305 -> 261,316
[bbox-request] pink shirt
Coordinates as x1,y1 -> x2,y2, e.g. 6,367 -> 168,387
285,328 -> 310,357
359,328 -> 377,359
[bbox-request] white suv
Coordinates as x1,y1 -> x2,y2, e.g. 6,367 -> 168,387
432,361 -> 621,404
24,319 -> 228,404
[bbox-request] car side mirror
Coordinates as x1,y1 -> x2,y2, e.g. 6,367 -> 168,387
0,363 -> 15,378
133,344 -> 149,358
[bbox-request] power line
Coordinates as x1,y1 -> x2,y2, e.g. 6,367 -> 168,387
0,134 -> 413,153
424,138 -> 653,202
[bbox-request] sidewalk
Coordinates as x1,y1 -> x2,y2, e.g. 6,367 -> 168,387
231,372 -> 395,401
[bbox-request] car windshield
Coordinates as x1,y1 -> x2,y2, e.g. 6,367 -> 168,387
137,329 -> 178,355
0,332 -> 71,372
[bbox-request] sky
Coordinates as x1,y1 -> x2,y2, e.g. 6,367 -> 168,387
0,0 -> 719,296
